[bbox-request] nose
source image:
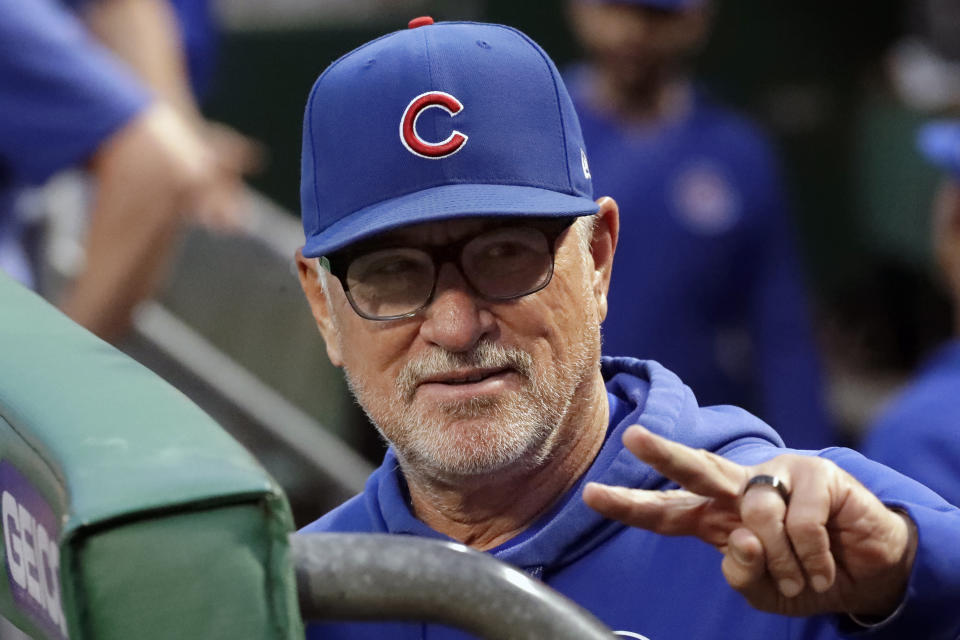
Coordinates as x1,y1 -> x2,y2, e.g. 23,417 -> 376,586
419,262 -> 496,352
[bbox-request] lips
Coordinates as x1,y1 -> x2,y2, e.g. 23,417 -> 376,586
397,342 -> 535,402
413,367 -> 520,402
420,367 -> 510,386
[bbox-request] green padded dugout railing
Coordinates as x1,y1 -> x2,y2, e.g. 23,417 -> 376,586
0,274 -> 302,639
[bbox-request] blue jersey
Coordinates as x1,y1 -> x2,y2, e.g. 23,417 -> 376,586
300,358 -> 960,640
0,0 -> 149,286
566,66 -> 831,449
63,0 -> 219,98
167,0 -> 219,98
862,340 -> 960,507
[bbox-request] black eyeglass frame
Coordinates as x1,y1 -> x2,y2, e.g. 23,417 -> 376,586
319,217 -> 577,321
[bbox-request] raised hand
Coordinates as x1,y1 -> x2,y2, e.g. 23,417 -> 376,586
582,425 -> 917,619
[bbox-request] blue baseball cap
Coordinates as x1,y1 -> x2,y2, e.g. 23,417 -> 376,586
300,19 -> 599,258
917,121 -> 960,178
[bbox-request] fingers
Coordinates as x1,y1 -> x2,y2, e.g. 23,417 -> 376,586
722,527 -> 801,614
783,466 -> 836,593
615,428 -> 846,603
584,483 -> 740,546
623,425 -> 746,500
737,461 -> 841,604
204,121 -> 266,175
583,483 -> 705,534
722,527 -> 766,590
742,460 -> 838,596
740,480 -> 804,597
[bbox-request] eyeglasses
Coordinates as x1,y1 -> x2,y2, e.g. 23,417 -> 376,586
320,218 -> 575,321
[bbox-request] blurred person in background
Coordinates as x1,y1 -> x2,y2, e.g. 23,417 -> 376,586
564,0 -> 833,448
76,0 -> 262,228
860,122 -> 960,507
840,0 -> 960,390
0,0 -> 256,343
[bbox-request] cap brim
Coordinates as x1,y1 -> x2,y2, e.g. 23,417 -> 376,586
302,184 -> 600,257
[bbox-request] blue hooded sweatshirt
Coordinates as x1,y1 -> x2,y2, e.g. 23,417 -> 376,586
862,339 -> 960,508
301,358 -> 960,639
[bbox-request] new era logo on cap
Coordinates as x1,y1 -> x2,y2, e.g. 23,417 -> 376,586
300,20 -> 598,258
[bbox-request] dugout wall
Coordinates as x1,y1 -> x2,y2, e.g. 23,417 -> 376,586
0,274 -> 302,639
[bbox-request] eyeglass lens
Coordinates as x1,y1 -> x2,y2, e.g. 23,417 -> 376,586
344,226 -> 554,319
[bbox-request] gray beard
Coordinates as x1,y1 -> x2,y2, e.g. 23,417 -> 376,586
343,340 -> 590,479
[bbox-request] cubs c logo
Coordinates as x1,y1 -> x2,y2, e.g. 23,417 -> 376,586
400,91 -> 468,159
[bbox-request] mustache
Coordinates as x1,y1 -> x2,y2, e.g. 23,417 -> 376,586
396,341 -> 535,400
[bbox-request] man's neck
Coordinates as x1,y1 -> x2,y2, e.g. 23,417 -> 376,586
592,68 -> 692,126
402,373 -> 610,551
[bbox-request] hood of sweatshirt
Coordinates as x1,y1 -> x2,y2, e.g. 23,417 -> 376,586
328,357 -> 783,575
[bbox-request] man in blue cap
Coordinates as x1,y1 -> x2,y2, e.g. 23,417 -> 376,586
565,0 -> 833,449
295,18 -> 960,639
861,122 -> 960,507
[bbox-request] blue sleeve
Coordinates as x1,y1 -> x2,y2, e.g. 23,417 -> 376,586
821,447 -> 960,639
0,0 -> 151,185
861,395 -> 960,508
166,0 -> 219,98
743,139 -> 834,449
67,0 -> 220,98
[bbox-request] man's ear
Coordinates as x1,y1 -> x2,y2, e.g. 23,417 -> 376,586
590,197 -> 620,322
295,248 -> 344,367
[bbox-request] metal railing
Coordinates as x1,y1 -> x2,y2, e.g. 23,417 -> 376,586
292,534 -> 618,640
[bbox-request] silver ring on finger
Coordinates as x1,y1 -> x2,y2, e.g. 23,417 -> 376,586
743,474 -> 790,505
